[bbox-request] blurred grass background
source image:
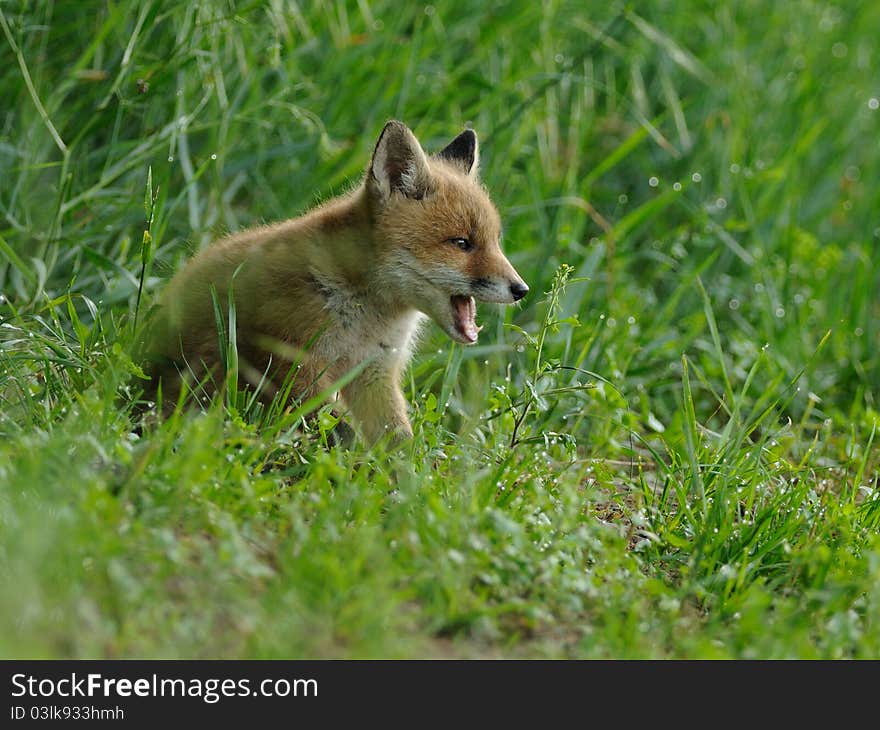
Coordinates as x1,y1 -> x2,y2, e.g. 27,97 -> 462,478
0,0 -> 878,657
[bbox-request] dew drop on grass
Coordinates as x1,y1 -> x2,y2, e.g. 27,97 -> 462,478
716,197 -> 727,209
869,97 -> 880,110
730,163 -> 740,174
855,327 -> 864,336
673,182 -> 682,191
168,156 -> 174,162
775,306 -> 786,318
211,153 -> 218,160
648,176 -> 659,187
729,298 -> 740,310
516,345 -> 525,352
618,193 -> 628,204
691,172 -> 702,183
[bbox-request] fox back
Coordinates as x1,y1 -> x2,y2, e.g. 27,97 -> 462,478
144,120 -> 528,443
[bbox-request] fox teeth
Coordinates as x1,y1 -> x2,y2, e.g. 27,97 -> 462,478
450,294 -> 480,343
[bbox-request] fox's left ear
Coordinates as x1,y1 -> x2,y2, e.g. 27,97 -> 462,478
369,120 -> 432,201
436,129 -> 479,177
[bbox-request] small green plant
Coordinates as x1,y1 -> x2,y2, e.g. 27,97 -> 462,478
498,263 -> 600,456
134,166 -> 158,332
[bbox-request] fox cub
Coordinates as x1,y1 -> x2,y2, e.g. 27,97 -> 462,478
145,120 -> 528,443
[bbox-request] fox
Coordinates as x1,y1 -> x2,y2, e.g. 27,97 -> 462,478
143,120 -> 528,444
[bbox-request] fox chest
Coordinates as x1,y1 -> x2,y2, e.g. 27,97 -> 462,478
306,279 -> 424,371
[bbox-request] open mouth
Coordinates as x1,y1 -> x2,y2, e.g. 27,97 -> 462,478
450,295 -> 482,344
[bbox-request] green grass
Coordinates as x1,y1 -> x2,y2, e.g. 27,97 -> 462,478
1,0 -> 879,658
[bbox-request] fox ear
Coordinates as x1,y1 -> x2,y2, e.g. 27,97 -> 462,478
436,129 -> 479,177
369,120 -> 431,200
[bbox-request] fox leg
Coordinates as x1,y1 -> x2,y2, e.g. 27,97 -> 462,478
341,366 -> 412,445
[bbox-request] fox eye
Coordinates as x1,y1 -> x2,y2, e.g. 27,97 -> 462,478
448,237 -> 474,252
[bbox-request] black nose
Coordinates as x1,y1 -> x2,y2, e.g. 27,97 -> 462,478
510,282 -> 529,301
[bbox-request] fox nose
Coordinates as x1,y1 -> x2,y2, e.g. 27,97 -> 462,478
510,281 -> 529,301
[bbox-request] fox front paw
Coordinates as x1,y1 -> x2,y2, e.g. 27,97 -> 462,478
387,421 -> 413,446
365,419 -> 412,447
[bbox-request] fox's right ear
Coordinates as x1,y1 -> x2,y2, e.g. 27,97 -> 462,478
437,129 -> 479,177
369,120 -> 431,202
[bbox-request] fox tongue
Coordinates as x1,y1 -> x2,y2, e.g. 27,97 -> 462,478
451,295 -> 480,343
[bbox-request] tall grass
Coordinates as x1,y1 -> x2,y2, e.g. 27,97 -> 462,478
0,0 -> 878,658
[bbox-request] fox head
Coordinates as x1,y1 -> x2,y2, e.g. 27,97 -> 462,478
366,120 -> 528,345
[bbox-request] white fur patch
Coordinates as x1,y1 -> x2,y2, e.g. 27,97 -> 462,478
398,161 -> 417,196
308,268 -> 424,375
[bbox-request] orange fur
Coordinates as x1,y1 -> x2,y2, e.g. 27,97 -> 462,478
144,120 -> 528,443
